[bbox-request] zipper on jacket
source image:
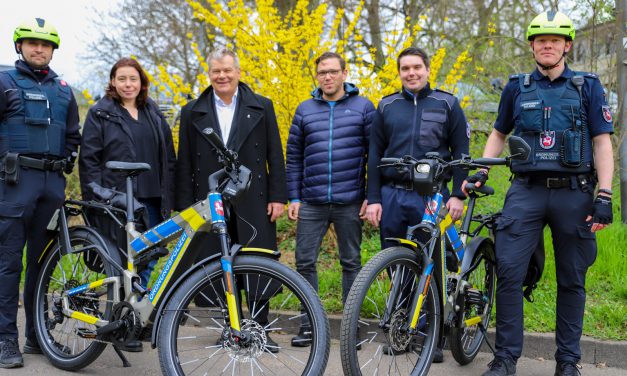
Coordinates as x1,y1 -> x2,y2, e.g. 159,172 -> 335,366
410,93 -> 418,157
327,102 -> 336,202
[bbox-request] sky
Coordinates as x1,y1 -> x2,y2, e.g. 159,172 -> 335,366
0,0 -> 118,85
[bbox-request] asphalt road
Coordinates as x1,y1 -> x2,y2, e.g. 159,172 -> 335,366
6,308 -> 627,376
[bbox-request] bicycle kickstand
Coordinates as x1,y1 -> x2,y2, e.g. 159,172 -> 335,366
112,345 -> 132,367
478,322 -> 496,355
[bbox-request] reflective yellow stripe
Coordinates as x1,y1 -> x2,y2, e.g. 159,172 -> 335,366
398,238 -> 418,247
439,214 -> 453,233
151,236 -> 191,303
410,294 -> 425,328
226,292 -> 241,331
241,247 -> 275,255
88,279 -> 104,289
179,208 -> 204,230
465,316 -> 482,327
128,261 -> 134,272
71,311 -> 99,325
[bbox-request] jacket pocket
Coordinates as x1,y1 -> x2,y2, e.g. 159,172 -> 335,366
22,90 -> 50,126
518,100 -> 543,132
420,108 -> 446,149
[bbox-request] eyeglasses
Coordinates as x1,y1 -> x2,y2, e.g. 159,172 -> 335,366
316,70 -> 342,78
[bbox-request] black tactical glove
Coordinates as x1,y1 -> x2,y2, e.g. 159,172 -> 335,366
63,152 -> 77,174
591,195 -> 613,225
466,169 -> 489,187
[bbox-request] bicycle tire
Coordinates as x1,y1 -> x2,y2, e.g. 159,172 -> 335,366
157,255 -> 330,376
340,246 -> 441,376
34,227 -> 117,371
449,241 -> 496,365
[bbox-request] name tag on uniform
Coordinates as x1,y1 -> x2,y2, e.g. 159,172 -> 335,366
24,92 -> 47,101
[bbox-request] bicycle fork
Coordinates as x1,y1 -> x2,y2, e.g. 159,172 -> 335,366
209,192 -> 246,341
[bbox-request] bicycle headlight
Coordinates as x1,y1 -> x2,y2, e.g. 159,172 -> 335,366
412,159 -> 438,196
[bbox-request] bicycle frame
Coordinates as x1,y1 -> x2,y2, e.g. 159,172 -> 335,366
386,190 -> 490,335
49,185 -> 272,343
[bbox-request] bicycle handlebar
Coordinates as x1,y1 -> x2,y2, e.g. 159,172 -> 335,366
201,128 -> 237,168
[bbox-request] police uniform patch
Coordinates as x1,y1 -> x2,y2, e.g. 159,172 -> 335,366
602,105 -> 612,123
540,131 -> 556,149
60,80 -> 67,86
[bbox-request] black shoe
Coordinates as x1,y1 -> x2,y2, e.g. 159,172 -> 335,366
265,333 -> 279,354
555,361 -> 581,376
482,357 -> 516,376
118,339 -> 143,352
0,339 -> 23,368
23,338 -> 42,355
433,346 -> 444,363
291,326 -> 312,347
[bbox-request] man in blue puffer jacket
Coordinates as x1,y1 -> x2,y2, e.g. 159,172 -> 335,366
286,52 -> 375,347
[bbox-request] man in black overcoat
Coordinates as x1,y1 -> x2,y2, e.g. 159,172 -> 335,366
175,48 -> 287,350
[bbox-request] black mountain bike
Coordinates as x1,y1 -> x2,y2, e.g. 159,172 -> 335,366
339,137 -> 530,375
33,128 -> 330,375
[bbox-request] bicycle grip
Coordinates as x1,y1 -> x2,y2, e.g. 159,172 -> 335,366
202,128 -> 236,165
464,183 -> 494,195
472,157 -> 508,166
380,157 -> 400,164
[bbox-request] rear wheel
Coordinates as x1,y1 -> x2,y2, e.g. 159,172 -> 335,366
34,227 -> 117,371
340,246 -> 441,376
157,255 -> 330,376
449,241 -> 496,365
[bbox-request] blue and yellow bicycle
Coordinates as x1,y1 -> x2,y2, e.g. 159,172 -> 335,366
339,137 -> 530,375
33,128 -> 330,375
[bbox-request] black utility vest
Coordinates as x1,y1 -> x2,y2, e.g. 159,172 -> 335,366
510,73 -> 593,174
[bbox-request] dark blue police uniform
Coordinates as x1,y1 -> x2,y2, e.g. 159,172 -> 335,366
0,60 -> 80,343
367,84 -> 469,247
492,65 -> 613,364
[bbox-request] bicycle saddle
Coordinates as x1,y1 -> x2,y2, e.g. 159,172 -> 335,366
105,161 -> 151,177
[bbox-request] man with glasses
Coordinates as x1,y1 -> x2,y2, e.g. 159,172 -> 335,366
286,51 -> 375,346
365,46 -> 470,362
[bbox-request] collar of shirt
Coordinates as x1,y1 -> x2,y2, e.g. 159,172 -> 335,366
214,88 -> 238,108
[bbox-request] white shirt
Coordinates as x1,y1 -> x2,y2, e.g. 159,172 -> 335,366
214,89 -> 238,144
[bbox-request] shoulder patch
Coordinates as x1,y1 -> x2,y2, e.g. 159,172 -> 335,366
509,73 -> 524,80
59,80 -> 68,87
602,105 -> 612,123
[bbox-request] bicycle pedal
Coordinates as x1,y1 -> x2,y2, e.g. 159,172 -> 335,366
75,328 -> 98,339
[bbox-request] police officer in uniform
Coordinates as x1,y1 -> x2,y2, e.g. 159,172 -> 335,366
463,10 -> 614,376
365,46 -> 470,362
0,18 -> 81,368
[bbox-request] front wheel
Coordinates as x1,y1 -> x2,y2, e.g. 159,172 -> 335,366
340,246 -> 441,376
157,255 -> 330,376
449,241 -> 496,365
34,227 -> 117,371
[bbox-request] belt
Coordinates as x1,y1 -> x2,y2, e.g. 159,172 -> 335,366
518,175 -> 573,189
386,180 -> 413,190
19,156 -> 65,172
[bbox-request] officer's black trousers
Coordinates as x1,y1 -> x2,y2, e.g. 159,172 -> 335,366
0,168 -> 65,341
493,178 -> 597,364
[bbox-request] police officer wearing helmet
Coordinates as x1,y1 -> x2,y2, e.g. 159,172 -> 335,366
463,10 -> 614,376
0,18 -> 81,368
